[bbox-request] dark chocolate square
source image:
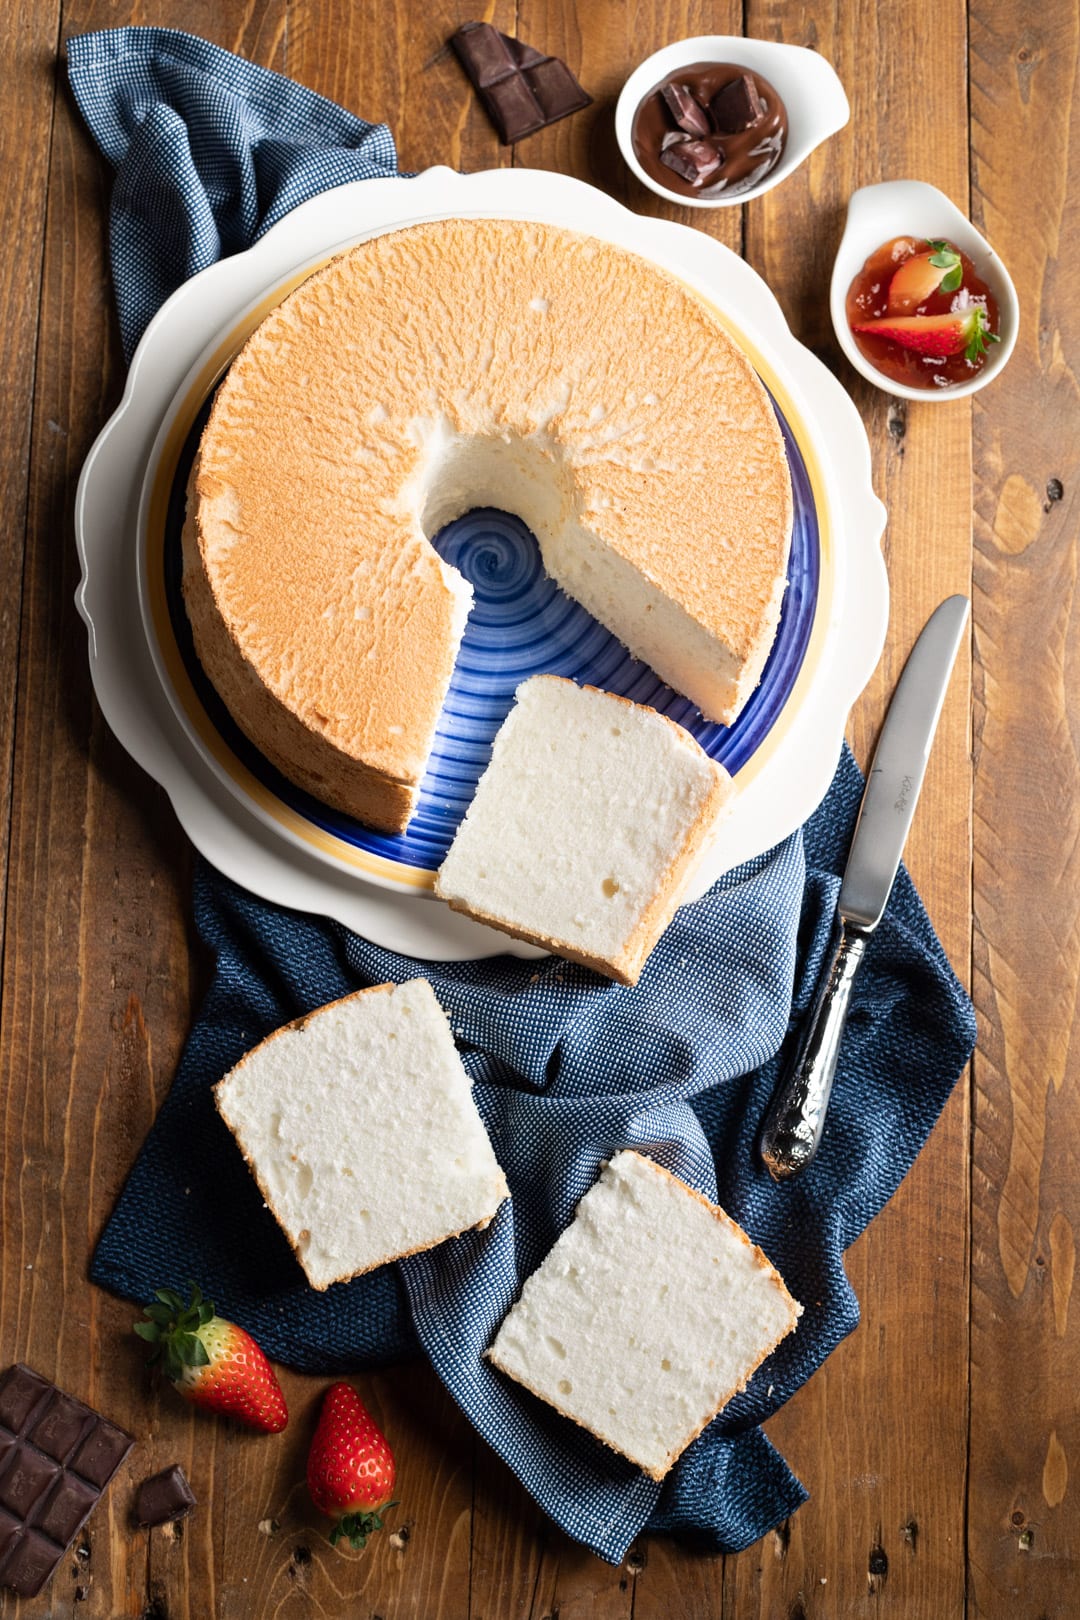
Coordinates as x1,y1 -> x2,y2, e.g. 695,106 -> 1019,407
0,1510 -> 22,1566
0,1433 -> 13,1472
483,75 -> 546,143
36,1474 -> 99,1545
29,1391 -> 94,1463
451,21 -> 517,88
523,58 -> 591,122
0,1366 -> 50,1434
70,1418 -> 134,1489
0,1529 -> 63,1600
135,1464 -> 197,1528
0,1445 -> 60,1518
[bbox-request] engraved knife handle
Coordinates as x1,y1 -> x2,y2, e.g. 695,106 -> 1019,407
759,918 -> 869,1180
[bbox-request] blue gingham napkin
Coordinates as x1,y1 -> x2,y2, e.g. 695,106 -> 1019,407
70,28 -> 977,1565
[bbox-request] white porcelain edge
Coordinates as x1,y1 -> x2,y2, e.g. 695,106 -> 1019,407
829,179 -> 1020,401
614,36 -> 849,210
77,165 -> 886,958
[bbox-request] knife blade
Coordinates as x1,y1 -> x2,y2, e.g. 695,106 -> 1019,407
759,594 -> 969,1180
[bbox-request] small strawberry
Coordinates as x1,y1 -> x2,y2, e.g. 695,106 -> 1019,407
307,1382 -> 396,1549
134,1283 -> 288,1433
886,241 -> 963,313
853,303 -> 1000,362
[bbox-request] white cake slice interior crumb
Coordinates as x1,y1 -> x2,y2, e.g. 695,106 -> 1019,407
488,1149 -> 800,1478
435,676 -> 731,980
214,979 -> 508,1290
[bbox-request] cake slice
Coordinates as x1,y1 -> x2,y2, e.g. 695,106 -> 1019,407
487,1150 -> 801,1479
214,979 -> 508,1290
434,676 -> 733,984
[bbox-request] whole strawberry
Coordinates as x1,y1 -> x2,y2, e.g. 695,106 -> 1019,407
134,1283 -> 288,1433
307,1382 -> 396,1549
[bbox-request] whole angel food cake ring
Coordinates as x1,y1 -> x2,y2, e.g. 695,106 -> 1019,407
182,217 -> 794,834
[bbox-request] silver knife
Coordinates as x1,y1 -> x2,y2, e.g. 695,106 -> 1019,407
759,594 -> 969,1181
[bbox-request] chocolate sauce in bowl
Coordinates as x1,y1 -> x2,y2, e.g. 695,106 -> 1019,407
632,62 -> 788,199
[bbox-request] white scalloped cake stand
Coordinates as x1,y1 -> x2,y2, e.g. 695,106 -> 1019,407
76,166 -> 887,961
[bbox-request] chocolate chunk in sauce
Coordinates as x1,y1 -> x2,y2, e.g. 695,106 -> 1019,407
659,138 -> 725,186
709,71 -> 767,133
659,81 -> 712,138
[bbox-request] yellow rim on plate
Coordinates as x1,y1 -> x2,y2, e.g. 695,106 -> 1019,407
145,249 -> 835,893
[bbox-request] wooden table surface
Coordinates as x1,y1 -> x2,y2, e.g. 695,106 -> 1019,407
2,1 -> 1077,1615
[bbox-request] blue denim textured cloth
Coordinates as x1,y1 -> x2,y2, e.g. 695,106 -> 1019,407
70,27 -> 977,1565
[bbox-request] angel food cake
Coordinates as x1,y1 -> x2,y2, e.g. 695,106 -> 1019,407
435,676 -> 733,983
488,1150 -> 802,1479
184,218 -> 793,833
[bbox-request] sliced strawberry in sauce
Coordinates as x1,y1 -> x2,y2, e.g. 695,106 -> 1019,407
886,242 -> 963,314
852,304 -> 999,362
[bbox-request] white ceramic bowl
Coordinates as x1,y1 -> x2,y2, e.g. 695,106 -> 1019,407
830,179 -> 1019,400
615,36 -> 849,209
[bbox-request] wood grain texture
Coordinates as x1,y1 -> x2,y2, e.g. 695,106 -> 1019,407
728,2 -> 974,1614
967,0 -> 1080,1614
2,0 -> 1075,1614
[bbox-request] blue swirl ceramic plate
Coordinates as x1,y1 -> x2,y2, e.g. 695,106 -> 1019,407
162,394 -> 818,875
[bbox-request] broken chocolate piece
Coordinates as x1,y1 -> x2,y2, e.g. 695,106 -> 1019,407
659,138 -> 725,186
134,1464 -> 197,1529
450,20 -> 517,88
0,1363 -> 134,1599
659,81 -> 712,138
450,21 -> 591,144
709,71 -> 766,134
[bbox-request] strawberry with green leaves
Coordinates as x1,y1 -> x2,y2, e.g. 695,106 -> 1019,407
853,301 -> 999,362
135,1283 -> 288,1433
307,1382 -> 396,1549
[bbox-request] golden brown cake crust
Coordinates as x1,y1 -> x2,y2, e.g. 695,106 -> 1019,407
184,219 -> 792,832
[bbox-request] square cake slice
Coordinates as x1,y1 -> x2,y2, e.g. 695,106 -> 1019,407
434,676 -> 733,985
488,1150 -> 801,1479
214,979 -> 508,1290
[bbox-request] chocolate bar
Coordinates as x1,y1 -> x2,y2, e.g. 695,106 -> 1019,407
451,22 -> 591,144
134,1464 -> 196,1528
0,1365 -> 134,1598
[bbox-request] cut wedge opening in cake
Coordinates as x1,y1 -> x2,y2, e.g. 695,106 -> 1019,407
182,219 -> 793,836
414,420 -> 756,724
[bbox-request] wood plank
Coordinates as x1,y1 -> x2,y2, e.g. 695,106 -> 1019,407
0,6 -> 285,1618
967,1 -> 1080,1614
288,0 -> 513,175
0,0 -> 62,1001
724,2 -> 974,1616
